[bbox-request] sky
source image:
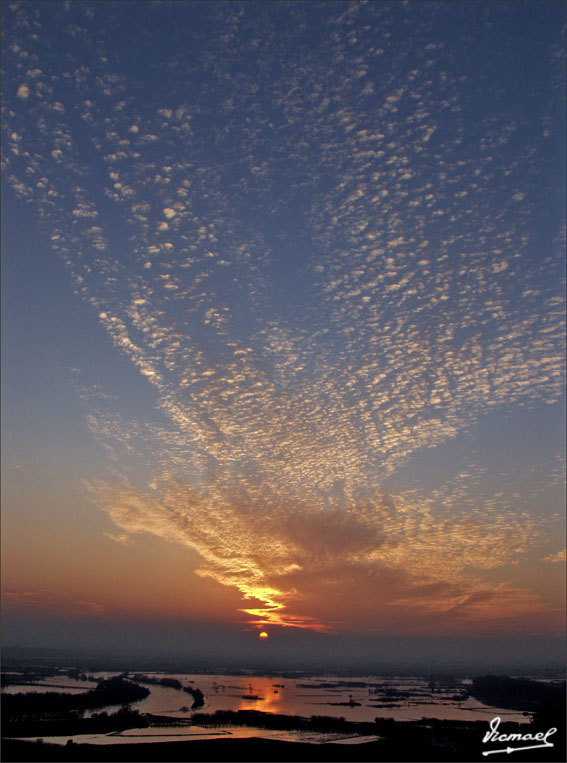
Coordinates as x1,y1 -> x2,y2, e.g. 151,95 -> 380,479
1,0 -> 566,670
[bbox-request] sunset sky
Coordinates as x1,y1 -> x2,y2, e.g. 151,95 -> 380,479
2,1 -> 565,668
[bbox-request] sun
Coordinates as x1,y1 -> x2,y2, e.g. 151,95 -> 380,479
258,631 -> 269,639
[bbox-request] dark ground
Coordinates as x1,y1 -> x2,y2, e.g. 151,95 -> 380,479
3,723 -> 566,763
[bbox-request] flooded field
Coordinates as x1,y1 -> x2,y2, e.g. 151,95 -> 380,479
3,685 -> 91,695
16,725 -> 383,746
3,668 -> 536,748
106,672 -> 529,724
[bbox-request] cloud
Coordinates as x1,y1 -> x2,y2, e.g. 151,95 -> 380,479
4,0 -> 564,635
88,476 -> 548,631
544,549 -> 566,563
103,531 -> 133,547
391,583 -> 551,625
2,590 -> 106,616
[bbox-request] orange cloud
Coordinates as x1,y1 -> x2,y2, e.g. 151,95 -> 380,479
544,549 -> 566,563
89,476 -> 554,634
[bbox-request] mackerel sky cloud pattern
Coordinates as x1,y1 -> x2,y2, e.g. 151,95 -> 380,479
3,2 -> 565,632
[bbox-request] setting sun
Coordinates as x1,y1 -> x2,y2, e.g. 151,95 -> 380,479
258,631 -> 269,639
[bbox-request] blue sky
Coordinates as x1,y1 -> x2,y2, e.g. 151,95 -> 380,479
1,1 -> 565,661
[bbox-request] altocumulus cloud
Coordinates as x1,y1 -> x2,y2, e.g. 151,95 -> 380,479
3,2 -> 565,632
89,477 -> 545,631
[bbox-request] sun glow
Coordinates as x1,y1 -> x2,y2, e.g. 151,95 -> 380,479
258,631 -> 269,639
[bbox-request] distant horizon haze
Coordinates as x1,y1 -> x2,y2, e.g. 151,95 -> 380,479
2,610 -> 565,675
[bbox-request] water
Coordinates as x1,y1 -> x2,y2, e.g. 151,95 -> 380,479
4,671 -> 534,746
3,676 -> 98,695
15,726 -> 383,746
127,673 -> 531,723
3,685 -> 91,695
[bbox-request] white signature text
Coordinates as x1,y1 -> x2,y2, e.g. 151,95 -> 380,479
482,716 -> 556,756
